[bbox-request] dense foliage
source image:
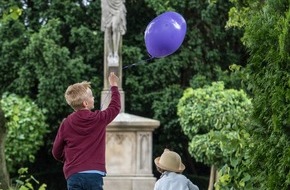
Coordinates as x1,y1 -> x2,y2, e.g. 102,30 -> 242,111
177,0 -> 290,189
8,168 -> 47,190
178,0 -> 290,189
224,0 -> 290,189
0,93 -> 49,173
0,1 -> 102,126
177,82 -> 253,189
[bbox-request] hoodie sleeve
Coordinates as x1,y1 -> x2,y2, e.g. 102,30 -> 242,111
52,122 -> 65,162
101,86 -> 121,123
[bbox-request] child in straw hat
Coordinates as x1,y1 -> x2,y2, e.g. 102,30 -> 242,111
154,149 -> 199,190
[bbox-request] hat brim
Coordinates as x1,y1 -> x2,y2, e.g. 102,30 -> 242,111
154,157 -> 185,173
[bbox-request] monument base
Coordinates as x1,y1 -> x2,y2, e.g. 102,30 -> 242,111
104,176 -> 156,190
104,113 -> 160,190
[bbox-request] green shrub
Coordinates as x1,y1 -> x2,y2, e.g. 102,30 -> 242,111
0,93 -> 49,173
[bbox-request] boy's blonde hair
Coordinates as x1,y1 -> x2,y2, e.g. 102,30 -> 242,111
65,81 -> 92,110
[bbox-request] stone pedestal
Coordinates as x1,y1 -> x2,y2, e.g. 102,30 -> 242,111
104,113 -> 160,190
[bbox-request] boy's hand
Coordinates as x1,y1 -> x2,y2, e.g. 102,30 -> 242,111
108,72 -> 119,87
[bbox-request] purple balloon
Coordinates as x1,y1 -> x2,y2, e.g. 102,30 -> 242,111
144,11 -> 187,58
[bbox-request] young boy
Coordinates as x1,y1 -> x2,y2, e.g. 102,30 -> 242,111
154,149 -> 199,190
52,72 -> 121,190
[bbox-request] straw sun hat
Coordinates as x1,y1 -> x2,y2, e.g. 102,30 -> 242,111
154,149 -> 185,173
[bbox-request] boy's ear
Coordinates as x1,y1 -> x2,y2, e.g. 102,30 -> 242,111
82,100 -> 88,108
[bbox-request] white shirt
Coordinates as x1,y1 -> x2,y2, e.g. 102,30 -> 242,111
154,171 -> 199,190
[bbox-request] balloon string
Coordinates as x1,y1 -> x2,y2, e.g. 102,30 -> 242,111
100,57 -> 155,110
122,57 -> 155,70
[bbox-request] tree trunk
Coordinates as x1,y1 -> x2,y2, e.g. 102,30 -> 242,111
0,107 -> 10,190
208,165 -> 216,190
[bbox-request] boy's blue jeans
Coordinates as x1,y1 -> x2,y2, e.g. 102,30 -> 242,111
67,173 -> 104,190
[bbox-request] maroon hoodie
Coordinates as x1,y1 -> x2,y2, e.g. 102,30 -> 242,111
52,86 -> 120,179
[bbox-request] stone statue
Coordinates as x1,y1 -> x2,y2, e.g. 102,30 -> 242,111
101,0 -> 126,67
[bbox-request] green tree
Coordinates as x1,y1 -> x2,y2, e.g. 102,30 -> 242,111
0,5 -> 22,190
0,2 -> 103,187
0,93 -> 49,173
13,18 -> 93,123
177,81 -> 252,189
225,0 -> 290,189
0,0 -> 103,127
0,17 -> 27,95
0,107 -> 9,190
